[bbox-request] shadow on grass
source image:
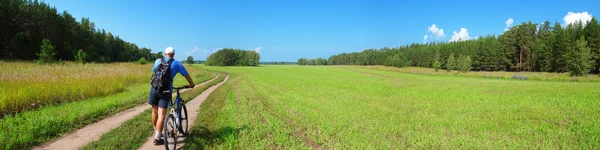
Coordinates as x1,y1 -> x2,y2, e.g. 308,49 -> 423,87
184,125 -> 248,149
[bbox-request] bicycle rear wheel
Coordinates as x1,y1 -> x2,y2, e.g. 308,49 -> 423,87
178,105 -> 189,135
163,114 -> 177,150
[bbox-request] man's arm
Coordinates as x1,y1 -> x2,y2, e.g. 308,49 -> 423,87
185,74 -> 195,88
177,61 -> 194,88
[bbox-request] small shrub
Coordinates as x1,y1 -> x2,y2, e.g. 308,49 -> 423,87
511,74 -> 528,80
446,53 -> 456,71
138,57 -> 147,65
433,60 -> 441,72
74,49 -> 87,63
36,39 -> 56,64
570,78 -> 580,82
458,56 -> 472,72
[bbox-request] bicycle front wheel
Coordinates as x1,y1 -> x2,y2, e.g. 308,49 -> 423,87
163,114 -> 177,150
178,105 -> 189,135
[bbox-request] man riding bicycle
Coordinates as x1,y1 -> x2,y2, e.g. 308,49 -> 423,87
148,47 -> 195,145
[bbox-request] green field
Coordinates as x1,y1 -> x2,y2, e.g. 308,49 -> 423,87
184,65 -> 600,149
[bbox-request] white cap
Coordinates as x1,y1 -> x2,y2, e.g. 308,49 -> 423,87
165,47 -> 175,54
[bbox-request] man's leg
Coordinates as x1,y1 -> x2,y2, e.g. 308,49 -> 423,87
151,105 -> 158,129
156,95 -> 170,134
156,107 -> 167,133
154,95 -> 170,145
148,88 -> 162,141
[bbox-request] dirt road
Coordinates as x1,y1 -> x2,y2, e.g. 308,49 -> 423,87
33,75 -> 221,150
138,74 -> 230,150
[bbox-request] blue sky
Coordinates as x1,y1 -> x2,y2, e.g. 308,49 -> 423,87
45,0 -> 599,62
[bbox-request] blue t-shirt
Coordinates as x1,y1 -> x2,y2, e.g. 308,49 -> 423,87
152,57 -> 189,91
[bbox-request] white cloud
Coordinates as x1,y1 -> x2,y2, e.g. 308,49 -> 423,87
504,18 -> 514,31
449,28 -> 471,42
185,47 -> 199,56
254,47 -> 262,53
505,18 -> 514,27
427,24 -> 445,38
422,35 -> 428,43
564,11 -> 593,26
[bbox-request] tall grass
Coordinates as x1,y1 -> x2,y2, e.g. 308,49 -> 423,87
0,65 -> 215,150
0,62 -> 209,116
0,62 -> 150,115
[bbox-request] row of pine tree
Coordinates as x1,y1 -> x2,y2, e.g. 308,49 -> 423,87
324,19 -> 600,76
0,0 -> 161,63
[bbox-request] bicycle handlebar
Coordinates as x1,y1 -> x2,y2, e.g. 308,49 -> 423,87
173,85 -> 190,89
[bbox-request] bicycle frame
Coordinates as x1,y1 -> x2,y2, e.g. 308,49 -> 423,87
164,86 -> 189,150
169,88 -> 184,121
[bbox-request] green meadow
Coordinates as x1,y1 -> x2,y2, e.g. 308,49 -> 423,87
184,65 -> 600,149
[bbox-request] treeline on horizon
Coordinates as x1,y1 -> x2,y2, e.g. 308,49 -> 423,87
260,61 -> 297,65
302,18 -> 600,76
205,48 -> 260,66
297,58 -> 328,65
0,0 -> 160,62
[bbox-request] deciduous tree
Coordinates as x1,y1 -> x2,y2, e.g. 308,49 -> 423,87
187,56 -> 194,65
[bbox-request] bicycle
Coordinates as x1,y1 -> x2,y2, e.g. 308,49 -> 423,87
163,85 -> 190,150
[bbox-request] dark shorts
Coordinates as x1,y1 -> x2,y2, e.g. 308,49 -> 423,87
148,88 -> 171,108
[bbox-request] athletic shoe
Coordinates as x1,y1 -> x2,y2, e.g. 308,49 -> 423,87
154,138 -> 164,145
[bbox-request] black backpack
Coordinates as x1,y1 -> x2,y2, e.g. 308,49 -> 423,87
151,58 -> 175,96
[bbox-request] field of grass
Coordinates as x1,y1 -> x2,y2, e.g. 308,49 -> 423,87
0,64 -> 214,150
80,74 -> 226,150
360,66 -> 600,82
0,62 -> 151,116
184,65 -> 599,149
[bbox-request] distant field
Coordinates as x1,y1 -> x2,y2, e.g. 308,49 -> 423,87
359,66 -> 600,82
185,65 -> 600,149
